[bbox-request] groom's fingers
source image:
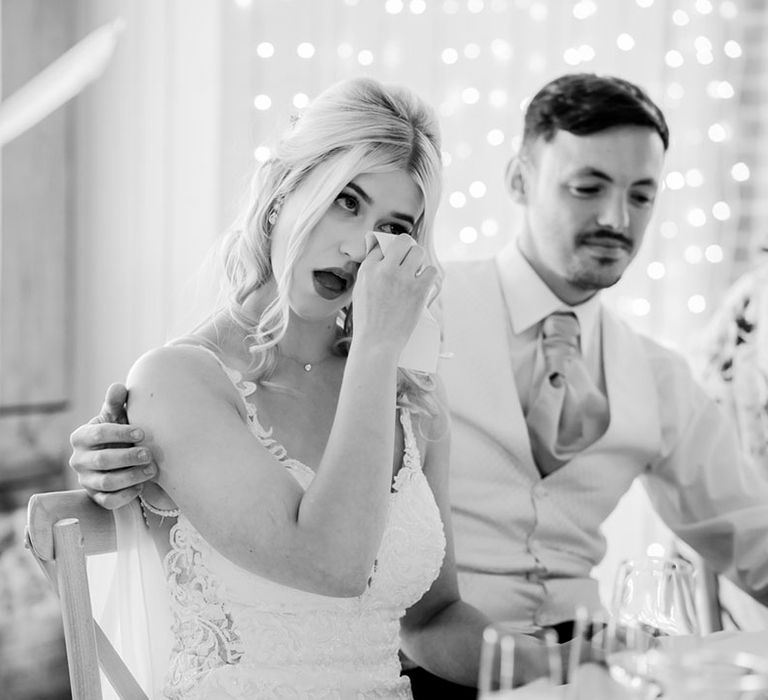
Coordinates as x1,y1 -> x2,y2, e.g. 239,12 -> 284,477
70,421 -> 144,450
72,444 -> 155,474
98,382 -> 130,424
79,463 -> 154,493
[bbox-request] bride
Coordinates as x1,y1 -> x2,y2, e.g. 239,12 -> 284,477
98,76 -> 492,699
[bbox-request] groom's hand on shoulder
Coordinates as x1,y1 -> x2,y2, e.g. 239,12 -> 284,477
68,382 -> 157,509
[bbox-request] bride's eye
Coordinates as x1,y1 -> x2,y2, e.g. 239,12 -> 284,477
335,192 -> 359,213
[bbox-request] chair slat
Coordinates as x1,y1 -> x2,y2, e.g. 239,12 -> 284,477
95,624 -> 149,700
54,518 -> 103,700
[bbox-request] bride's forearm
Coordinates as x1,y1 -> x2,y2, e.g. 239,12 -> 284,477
400,600 -> 487,686
297,344 -> 399,592
401,600 -> 558,688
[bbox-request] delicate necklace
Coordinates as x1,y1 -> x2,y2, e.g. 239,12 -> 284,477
280,352 -> 336,373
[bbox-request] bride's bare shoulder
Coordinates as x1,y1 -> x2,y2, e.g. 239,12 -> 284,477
126,343 -> 239,409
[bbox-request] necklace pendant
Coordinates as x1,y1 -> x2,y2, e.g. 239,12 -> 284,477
303,363 -> 312,372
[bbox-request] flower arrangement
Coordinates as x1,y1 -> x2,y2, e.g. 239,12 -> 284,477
697,263 -> 768,467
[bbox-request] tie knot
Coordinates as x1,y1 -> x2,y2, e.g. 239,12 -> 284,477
542,312 -> 580,352
541,312 -> 580,380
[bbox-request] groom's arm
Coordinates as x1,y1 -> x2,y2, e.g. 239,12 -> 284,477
68,383 -> 157,509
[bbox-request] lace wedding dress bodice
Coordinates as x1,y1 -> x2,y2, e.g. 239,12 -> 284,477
160,355 -> 446,699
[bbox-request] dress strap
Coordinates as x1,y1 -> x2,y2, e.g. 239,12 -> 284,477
398,408 -> 423,472
167,341 -> 256,419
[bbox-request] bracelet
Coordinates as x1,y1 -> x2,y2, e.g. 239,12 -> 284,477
138,493 -> 180,519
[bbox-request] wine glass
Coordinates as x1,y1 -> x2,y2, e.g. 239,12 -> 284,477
611,556 -> 700,638
478,622 -> 563,698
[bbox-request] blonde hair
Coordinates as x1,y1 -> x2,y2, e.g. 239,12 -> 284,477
213,77 -> 444,420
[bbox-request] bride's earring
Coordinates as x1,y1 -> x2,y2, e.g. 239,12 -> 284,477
267,195 -> 285,230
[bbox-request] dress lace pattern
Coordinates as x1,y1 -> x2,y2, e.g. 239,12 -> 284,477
160,352 -> 446,699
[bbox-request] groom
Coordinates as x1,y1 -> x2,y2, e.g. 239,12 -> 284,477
68,73 -> 768,695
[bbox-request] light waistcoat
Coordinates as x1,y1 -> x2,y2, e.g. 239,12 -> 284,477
439,257 -> 663,629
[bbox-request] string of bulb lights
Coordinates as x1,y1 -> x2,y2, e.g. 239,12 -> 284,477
234,0 -> 753,351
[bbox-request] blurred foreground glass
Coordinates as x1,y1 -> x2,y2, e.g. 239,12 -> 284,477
612,556 -> 700,637
617,647 -> 768,700
568,601 -> 768,699
567,607 -> 659,699
478,623 -> 562,698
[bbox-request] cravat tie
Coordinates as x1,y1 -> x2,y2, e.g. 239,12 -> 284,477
525,312 -> 609,476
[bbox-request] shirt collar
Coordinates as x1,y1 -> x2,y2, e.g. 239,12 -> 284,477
495,239 -> 602,352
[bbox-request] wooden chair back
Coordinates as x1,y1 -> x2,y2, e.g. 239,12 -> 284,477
25,489 -> 148,700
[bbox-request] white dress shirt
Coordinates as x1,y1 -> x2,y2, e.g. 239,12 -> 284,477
494,241 -> 604,415
439,241 -> 768,631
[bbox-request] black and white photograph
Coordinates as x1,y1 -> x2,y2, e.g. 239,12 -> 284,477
1,1 -> 768,698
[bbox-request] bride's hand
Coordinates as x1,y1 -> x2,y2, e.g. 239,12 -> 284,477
351,234 -> 437,354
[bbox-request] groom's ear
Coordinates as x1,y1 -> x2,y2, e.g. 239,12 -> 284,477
505,154 -> 527,204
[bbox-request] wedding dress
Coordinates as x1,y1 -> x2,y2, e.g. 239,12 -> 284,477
127,352 -> 447,700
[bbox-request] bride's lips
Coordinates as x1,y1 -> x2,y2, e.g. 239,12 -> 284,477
312,268 -> 355,300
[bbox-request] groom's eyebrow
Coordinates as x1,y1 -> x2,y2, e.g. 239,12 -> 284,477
573,167 -> 658,188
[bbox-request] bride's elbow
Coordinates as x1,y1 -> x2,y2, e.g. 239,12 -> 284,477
328,579 -> 369,598
294,532 -> 376,598
309,558 -> 374,598
319,565 -> 372,598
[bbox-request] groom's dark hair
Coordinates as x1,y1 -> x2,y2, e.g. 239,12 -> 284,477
522,72 -> 670,151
